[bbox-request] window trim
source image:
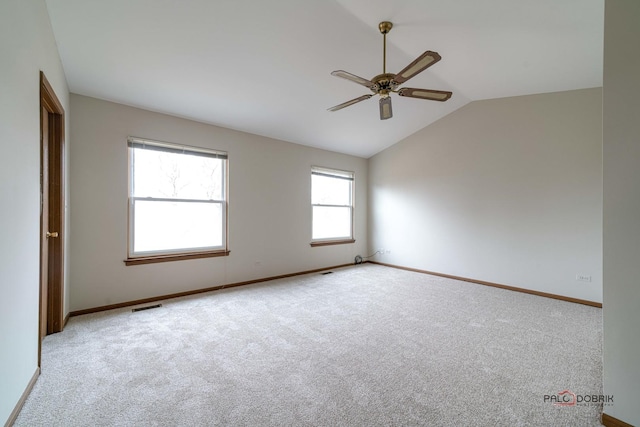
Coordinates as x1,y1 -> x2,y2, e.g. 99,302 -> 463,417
310,166 -> 355,246
310,239 -> 355,247
125,137 -> 229,265
124,250 -> 230,266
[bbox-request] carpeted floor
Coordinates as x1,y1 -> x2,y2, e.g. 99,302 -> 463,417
15,264 -> 603,426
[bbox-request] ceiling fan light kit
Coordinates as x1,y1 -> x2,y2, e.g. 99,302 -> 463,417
329,21 -> 452,120
379,96 -> 393,120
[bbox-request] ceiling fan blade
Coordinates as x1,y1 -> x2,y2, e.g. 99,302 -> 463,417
331,70 -> 376,89
393,51 -> 442,84
398,87 -> 452,102
379,96 -> 393,120
328,94 -> 374,112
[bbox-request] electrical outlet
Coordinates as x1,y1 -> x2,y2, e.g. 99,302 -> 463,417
576,274 -> 591,282
385,249 -> 391,254
378,248 -> 384,255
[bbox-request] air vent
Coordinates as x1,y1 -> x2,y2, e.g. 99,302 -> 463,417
132,304 -> 162,312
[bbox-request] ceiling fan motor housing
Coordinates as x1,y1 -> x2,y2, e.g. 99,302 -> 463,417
371,73 -> 398,95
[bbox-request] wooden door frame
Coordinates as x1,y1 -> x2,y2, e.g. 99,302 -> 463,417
39,71 -> 65,360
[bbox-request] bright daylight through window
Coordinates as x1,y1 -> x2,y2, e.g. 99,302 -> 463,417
127,137 -> 228,263
311,166 -> 354,244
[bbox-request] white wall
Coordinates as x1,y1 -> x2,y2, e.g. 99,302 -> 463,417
69,95 -> 367,311
603,0 -> 640,424
0,0 -> 69,424
369,88 -> 602,303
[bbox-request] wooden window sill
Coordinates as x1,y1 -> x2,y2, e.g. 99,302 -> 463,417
310,239 -> 355,247
125,250 -> 230,266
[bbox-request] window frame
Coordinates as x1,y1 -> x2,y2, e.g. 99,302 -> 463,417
125,137 -> 229,265
310,166 -> 355,247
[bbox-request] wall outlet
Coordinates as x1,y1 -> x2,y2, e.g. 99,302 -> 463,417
576,274 -> 591,282
378,248 -> 384,255
385,249 -> 391,254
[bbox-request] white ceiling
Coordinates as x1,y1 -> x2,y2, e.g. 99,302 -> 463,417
45,0 -> 604,158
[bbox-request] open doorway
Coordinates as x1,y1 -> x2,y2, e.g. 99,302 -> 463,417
39,71 -> 65,364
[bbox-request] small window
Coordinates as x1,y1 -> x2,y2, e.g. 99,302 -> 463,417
311,166 -> 355,246
126,137 -> 228,264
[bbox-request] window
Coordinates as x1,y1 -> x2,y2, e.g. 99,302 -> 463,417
311,166 -> 355,246
126,137 -> 228,265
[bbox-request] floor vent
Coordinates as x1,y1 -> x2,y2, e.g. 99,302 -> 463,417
132,304 -> 162,312
321,271 -> 333,275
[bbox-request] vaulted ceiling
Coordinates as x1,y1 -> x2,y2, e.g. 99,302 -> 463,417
45,0 -> 604,158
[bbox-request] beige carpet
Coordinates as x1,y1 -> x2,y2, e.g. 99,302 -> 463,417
15,264 -> 603,426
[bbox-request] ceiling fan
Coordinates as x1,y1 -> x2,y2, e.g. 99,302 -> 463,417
328,21 -> 452,120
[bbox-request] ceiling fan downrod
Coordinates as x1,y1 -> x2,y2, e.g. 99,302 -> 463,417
379,21 -> 393,75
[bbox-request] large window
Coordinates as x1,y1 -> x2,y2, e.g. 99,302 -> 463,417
126,137 -> 228,264
311,166 -> 354,246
